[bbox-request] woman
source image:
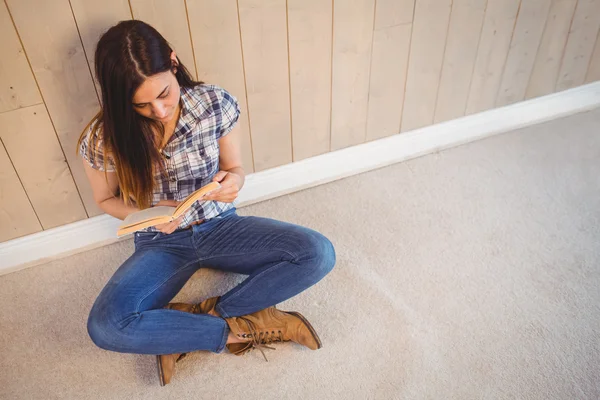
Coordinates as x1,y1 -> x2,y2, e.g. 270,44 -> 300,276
79,20 -> 335,386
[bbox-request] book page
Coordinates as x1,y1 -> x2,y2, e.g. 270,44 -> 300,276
121,206 -> 176,228
173,181 -> 221,218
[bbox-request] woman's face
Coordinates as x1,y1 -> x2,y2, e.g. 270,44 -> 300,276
132,54 -> 181,123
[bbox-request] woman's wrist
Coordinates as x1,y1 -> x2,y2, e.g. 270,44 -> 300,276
226,166 -> 245,190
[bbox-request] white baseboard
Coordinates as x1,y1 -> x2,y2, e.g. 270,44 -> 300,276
2,81 -> 600,276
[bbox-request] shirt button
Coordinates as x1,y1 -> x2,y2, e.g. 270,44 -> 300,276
165,155 -> 171,159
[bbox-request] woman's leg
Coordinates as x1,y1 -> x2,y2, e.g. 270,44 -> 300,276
191,213 -> 336,318
86,229 -> 229,355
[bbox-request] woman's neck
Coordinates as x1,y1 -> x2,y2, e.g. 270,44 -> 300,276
159,101 -> 181,150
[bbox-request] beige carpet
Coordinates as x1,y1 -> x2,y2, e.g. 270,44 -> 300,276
1,109 -> 599,400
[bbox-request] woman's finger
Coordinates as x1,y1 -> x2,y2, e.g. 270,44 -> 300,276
206,187 -> 238,200
213,187 -> 237,197
216,194 -> 237,203
158,215 -> 184,234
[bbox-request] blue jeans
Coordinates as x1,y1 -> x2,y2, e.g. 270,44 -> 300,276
87,208 -> 336,355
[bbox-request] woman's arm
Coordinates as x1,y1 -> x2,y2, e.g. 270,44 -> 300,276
204,125 -> 245,202
83,161 -> 183,233
82,160 -> 140,220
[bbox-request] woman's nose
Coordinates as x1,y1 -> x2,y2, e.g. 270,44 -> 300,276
153,105 -> 167,118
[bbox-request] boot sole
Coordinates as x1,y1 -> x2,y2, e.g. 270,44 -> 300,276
156,356 -> 166,387
286,311 -> 323,349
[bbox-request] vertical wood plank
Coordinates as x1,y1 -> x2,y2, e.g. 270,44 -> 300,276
401,0 -> 452,132
7,0 -> 102,216
186,0 -> 254,173
434,0 -> 488,123
466,0 -> 521,115
526,0 -> 578,98
129,0 -> 197,79
69,0 -> 132,94
0,1 -> 42,113
0,139 -> 42,242
374,0 -> 415,28
238,0 -> 291,170
585,29 -> 600,82
0,105 -> 87,229
366,0 -> 414,140
288,0 -> 332,160
331,0 -> 376,150
496,0 -> 552,106
556,0 -> 600,91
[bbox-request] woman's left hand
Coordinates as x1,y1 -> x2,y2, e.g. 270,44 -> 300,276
205,170 -> 242,203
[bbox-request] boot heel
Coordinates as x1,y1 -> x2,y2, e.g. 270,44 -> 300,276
156,355 -> 166,387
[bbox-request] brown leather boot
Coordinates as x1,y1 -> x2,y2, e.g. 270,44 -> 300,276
225,308 -> 322,361
156,298 -> 218,386
168,298 -> 279,357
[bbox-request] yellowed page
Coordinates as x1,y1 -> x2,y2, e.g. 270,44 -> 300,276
116,215 -> 172,237
119,206 -> 175,229
173,181 -> 221,218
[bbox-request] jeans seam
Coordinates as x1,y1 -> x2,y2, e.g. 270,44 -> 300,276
198,249 -> 298,266
133,258 -> 199,315
216,259 -> 294,310
216,323 -> 230,353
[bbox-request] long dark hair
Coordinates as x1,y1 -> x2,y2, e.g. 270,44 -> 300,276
77,20 -> 201,209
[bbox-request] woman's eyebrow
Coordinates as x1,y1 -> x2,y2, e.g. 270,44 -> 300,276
133,85 -> 170,106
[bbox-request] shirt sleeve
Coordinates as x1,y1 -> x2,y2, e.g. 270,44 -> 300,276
79,122 -> 117,172
216,88 -> 241,139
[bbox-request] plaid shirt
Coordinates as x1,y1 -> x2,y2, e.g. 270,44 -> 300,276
79,84 -> 240,231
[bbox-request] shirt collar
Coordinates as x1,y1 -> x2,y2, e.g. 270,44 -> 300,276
172,85 -> 205,141
179,85 -> 207,121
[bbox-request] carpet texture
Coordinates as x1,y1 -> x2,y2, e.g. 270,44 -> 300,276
1,109 -> 599,400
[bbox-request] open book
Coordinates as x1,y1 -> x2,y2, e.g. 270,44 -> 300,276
117,181 -> 221,237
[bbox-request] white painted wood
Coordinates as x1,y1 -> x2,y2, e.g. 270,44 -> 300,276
526,0 -> 578,98
367,24 -> 412,140
466,0 -> 521,115
186,0 -> 254,172
375,0 -> 414,28
586,30 -> 600,83
7,0 -> 102,216
129,0 -> 197,79
556,0 -> 600,91
434,0 -> 488,123
0,105 -> 88,229
366,0 -> 414,140
401,0 -> 453,131
331,0 -> 376,150
288,0 -> 332,160
4,80 -> 600,275
496,0 -> 553,106
238,0 -> 292,171
0,1 -> 42,113
0,140 -> 42,242
68,0 -> 132,96
0,213 -> 127,275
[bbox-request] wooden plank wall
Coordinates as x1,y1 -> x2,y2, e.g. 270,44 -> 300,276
401,0 -> 452,131
1,0 -> 600,242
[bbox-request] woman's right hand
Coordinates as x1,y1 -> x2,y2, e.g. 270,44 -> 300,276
153,200 -> 183,234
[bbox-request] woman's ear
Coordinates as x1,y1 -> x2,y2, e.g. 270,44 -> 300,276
170,51 -> 179,74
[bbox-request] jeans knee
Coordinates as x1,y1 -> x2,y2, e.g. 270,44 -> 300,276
299,230 -> 336,280
87,304 -> 123,352
87,308 -> 109,350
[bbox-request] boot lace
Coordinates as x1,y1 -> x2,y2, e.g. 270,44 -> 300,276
238,316 -> 285,362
